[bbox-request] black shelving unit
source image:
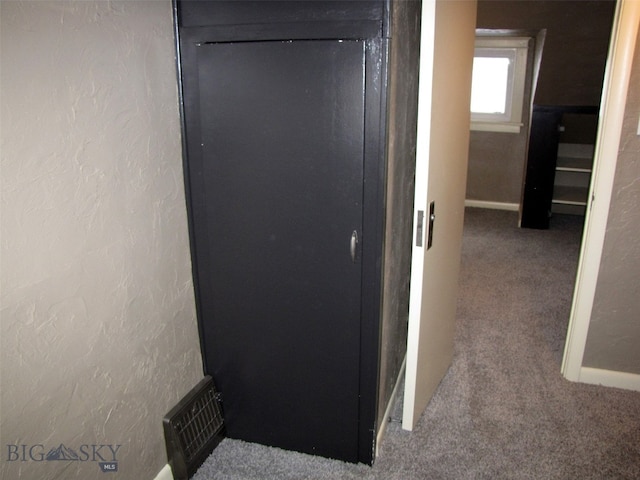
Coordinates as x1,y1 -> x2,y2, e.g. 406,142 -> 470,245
521,105 -> 598,229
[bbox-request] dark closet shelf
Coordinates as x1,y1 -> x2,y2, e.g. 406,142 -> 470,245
552,185 -> 589,206
556,156 -> 592,172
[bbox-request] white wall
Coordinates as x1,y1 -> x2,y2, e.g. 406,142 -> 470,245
0,2 -> 203,479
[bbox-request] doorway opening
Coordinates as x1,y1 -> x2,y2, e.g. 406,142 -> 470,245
464,0 -> 617,372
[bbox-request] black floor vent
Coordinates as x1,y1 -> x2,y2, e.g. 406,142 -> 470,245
163,376 -> 225,480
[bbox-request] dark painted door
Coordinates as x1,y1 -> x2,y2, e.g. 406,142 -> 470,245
195,40 -> 366,461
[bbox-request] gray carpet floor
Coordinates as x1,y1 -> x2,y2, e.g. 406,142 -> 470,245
193,208 -> 640,479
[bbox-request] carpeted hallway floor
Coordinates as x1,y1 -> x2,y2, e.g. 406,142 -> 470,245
193,208 -> 640,479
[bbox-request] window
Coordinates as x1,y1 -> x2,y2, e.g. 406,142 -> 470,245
470,36 -> 530,133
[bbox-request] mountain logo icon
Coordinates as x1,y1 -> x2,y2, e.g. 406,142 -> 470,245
45,444 -> 80,461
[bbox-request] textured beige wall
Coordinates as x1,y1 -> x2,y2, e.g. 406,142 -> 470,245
583,29 -> 640,375
0,2 -> 203,479
466,63 -> 533,205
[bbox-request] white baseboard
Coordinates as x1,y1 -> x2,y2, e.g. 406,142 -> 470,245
465,199 -> 520,211
376,355 -> 406,458
578,367 -> 640,391
153,464 -> 173,480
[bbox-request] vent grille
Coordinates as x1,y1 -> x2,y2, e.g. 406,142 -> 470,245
163,376 -> 224,480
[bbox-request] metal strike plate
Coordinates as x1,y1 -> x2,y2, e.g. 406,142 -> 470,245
416,210 -> 424,247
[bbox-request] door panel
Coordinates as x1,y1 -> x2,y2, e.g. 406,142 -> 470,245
195,40 -> 366,461
403,0 -> 476,430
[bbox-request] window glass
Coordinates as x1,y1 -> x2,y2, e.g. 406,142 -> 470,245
471,56 -> 510,114
470,37 -> 530,133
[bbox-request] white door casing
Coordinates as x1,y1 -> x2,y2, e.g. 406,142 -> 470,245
561,0 -> 640,386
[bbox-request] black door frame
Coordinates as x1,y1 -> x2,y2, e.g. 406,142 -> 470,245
173,1 -> 389,464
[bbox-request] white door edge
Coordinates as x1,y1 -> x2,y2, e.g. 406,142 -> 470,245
402,0 -> 437,431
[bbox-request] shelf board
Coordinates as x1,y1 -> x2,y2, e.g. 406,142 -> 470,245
552,203 -> 586,216
552,185 -> 589,206
557,142 -> 594,159
556,156 -> 592,172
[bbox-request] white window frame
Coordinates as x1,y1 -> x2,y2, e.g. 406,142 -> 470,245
471,36 -> 530,133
